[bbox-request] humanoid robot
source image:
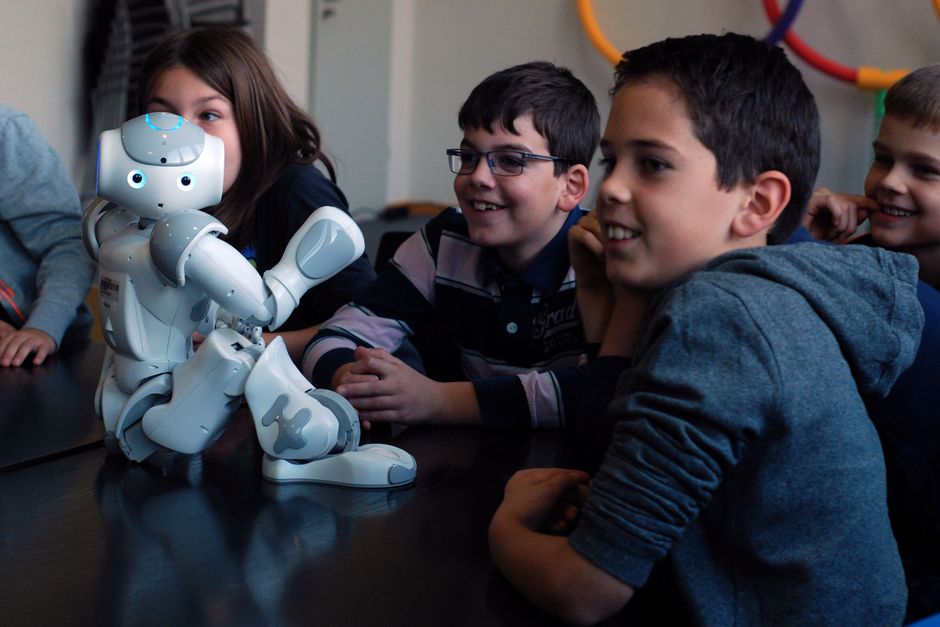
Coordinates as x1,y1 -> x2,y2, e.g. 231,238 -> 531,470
83,112 -> 415,488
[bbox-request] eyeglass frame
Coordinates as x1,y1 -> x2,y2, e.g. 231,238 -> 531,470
445,148 -> 569,177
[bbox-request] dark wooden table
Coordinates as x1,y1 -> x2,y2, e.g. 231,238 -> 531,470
0,341 -> 582,627
0,340 -> 105,471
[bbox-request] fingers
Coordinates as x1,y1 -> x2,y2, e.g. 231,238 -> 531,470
0,330 -> 55,367
349,346 -> 399,375
569,222 -> 605,258
499,468 -> 592,530
807,189 -> 882,242
508,467 -> 591,491
853,195 -> 879,227
337,372 -> 381,387
336,375 -> 388,399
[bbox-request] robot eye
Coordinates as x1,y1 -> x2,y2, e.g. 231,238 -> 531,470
127,170 -> 147,189
177,174 -> 194,191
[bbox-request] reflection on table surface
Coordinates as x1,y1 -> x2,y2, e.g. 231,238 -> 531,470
0,340 -> 588,626
0,340 -> 105,470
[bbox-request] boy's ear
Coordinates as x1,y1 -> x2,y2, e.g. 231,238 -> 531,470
732,170 -> 791,239
556,164 -> 589,213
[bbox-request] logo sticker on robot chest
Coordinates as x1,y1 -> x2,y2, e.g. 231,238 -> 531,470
100,276 -> 121,298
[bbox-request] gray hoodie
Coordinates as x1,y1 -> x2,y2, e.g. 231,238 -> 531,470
571,242 -> 923,626
0,104 -> 93,345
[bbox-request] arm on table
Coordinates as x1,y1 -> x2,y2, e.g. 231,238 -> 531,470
489,467 -> 634,625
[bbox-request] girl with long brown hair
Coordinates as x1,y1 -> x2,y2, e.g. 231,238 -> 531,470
138,26 -> 374,361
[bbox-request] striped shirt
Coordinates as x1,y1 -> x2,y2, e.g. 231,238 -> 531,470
303,206 -> 588,429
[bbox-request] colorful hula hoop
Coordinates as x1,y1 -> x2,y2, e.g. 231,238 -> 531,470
762,0 -> 912,90
764,0 -> 803,46
577,0 -> 930,90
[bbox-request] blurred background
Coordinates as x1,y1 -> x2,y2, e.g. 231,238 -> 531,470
1,0 -> 936,218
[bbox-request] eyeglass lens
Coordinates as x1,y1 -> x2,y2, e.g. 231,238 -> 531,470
449,150 -> 526,176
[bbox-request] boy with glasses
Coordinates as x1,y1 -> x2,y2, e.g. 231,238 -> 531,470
303,61 -> 599,429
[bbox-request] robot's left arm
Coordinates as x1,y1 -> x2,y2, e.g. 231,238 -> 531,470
155,206 -> 364,330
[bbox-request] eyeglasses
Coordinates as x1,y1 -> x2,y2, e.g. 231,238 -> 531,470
445,148 -> 567,177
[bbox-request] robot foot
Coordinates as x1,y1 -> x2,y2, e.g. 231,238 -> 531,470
261,444 -> 416,488
104,420 -> 162,462
246,337 -> 360,460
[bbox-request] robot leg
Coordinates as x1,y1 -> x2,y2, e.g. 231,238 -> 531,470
141,327 -> 262,454
244,337 -> 416,488
98,366 -> 172,462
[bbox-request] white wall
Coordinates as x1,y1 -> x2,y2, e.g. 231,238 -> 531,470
305,0 -> 940,212
0,0 -> 90,183
5,0 -> 940,212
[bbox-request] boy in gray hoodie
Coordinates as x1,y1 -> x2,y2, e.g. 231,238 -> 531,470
489,33 -> 923,625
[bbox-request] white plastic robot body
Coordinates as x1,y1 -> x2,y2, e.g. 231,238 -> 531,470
95,224 -> 207,384
85,112 -> 415,487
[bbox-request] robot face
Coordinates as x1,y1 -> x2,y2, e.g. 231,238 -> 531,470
96,113 -> 225,220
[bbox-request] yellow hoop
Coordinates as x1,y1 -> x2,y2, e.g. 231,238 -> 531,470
576,0 -> 622,65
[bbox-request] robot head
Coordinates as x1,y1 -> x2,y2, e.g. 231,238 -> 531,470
96,112 -> 225,219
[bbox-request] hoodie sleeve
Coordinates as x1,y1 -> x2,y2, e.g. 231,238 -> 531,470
0,111 -> 94,345
568,282 -> 782,586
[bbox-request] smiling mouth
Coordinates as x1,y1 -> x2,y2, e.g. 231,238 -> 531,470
879,205 -> 916,218
607,225 -> 640,241
472,201 -> 504,211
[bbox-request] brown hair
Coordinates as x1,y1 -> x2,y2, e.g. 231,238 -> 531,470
884,64 -> 940,132
138,26 -> 335,248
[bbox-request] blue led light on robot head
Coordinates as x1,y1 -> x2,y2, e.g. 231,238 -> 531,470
144,112 -> 184,131
121,112 -> 206,166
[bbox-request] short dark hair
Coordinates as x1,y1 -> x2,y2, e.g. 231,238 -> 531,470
458,61 -> 600,175
613,33 -> 820,244
884,64 -> 940,131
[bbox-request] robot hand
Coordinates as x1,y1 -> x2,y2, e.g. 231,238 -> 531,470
263,206 -> 366,330
213,305 -> 263,346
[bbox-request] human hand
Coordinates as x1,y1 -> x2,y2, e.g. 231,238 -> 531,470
334,346 -> 444,429
0,327 -> 57,366
803,188 -> 877,242
569,211 -> 608,291
191,331 -> 205,352
494,468 -> 591,534
569,211 -> 615,342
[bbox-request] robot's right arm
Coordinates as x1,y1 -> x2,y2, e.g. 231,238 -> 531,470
146,209 -> 274,330
82,197 -> 139,261
150,206 -> 365,331
189,237 -> 277,324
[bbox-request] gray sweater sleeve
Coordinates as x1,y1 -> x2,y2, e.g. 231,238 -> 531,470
569,285 -> 778,587
0,109 -> 94,345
